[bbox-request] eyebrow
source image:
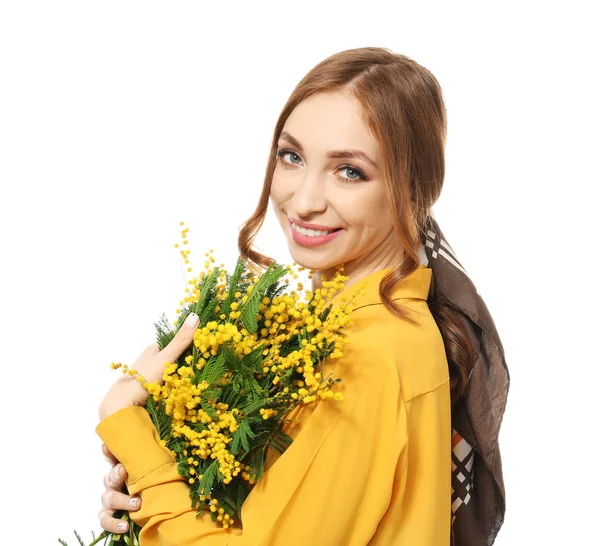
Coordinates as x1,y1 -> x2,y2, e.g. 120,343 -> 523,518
278,131 -> 379,170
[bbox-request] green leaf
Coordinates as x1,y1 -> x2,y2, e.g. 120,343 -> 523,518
248,448 -> 265,482
177,460 -> 189,475
264,279 -> 288,302
240,428 -> 250,453
238,263 -> 287,334
220,373 -> 245,407
199,352 -> 227,385
231,419 -> 249,454
223,346 -> 243,374
233,418 -> 258,455
154,313 -> 175,350
246,375 -> 264,398
268,426 -> 294,454
221,257 -> 245,318
72,531 -> 84,546
241,419 -> 257,439
199,387 -> 222,401
200,399 -> 219,421
197,461 -> 218,496
218,495 -> 237,516
240,397 -> 271,415
319,304 -> 333,322
235,480 -> 248,517
229,372 -> 244,394
195,267 -> 220,317
240,345 -> 264,373
87,529 -> 111,546
145,396 -> 172,443
240,294 -> 261,334
200,297 -> 218,326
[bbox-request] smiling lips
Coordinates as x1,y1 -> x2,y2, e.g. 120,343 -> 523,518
288,218 -> 343,247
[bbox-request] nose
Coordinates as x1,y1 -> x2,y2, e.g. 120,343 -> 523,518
291,169 -> 327,218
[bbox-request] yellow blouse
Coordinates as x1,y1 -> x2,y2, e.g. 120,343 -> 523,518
96,264 -> 452,545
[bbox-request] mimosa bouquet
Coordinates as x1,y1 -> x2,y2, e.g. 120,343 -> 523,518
60,223 -> 359,546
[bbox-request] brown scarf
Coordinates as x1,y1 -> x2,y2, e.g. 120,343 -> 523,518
420,215 -> 510,546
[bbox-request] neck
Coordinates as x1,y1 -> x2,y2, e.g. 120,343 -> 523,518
311,231 -> 404,292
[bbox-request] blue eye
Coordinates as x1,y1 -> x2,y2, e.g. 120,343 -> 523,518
338,166 -> 367,182
276,148 -> 302,165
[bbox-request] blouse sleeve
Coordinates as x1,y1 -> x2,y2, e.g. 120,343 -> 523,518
96,330 -> 409,546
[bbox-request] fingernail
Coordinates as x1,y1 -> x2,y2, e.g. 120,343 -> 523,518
113,464 -> 122,479
130,497 -> 139,508
117,521 -> 128,531
185,313 -> 199,328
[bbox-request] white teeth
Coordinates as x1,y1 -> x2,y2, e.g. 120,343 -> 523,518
291,222 -> 335,237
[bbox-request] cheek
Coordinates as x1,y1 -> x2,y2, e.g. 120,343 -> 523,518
270,172 -> 293,208
336,188 -> 390,229
365,198 -> 392,229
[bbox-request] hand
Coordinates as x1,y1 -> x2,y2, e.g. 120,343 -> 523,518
98,444 -> 139,534
98,312 -> 200,421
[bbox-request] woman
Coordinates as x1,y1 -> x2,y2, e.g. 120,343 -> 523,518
96,47 -> 509,545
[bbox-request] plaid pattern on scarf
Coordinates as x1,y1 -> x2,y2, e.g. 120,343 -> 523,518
419,215 -> 510,546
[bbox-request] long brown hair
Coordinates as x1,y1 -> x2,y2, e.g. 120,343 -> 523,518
238,46 -> 473,406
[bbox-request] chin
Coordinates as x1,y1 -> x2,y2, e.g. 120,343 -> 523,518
287,246 -> 344,272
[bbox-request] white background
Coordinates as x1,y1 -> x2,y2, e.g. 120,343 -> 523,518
1,1 -> 598,544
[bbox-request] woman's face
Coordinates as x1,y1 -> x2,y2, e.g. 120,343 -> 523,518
270,91 -> 402,281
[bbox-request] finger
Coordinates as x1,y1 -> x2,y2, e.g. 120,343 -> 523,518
103,463 -> 128,490
101,489 -> 140,512
156,312 -> 199,368
98,508 -> 130,534
101,444 -> 118,465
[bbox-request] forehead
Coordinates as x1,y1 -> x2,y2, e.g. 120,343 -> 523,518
282,91 -> 380,159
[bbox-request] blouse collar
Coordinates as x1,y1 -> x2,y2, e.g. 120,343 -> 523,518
331,264 -> 432,308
